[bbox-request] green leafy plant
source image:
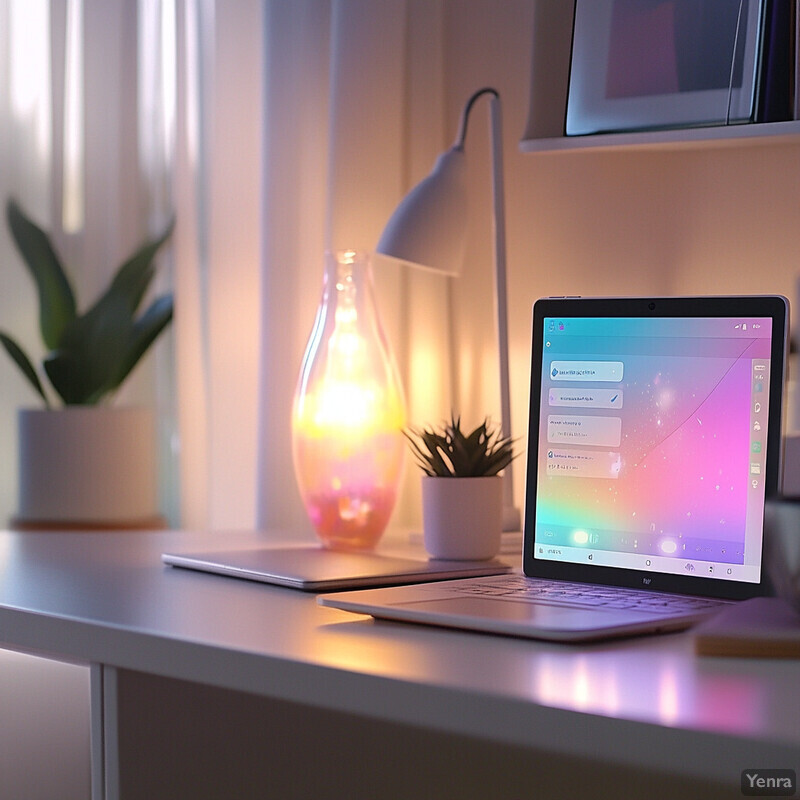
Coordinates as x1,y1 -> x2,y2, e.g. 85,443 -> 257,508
0,198 -> 174,407
404,413 -> 516,478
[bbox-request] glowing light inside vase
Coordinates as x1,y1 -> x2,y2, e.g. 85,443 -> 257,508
292,252 -> 405,550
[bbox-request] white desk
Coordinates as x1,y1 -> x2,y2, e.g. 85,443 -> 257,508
0,529 -> 798,799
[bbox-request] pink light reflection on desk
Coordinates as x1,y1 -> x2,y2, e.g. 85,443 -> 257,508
532,647 -> 765,735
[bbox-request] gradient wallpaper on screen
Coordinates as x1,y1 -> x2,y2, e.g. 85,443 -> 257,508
536,317 -> 771,565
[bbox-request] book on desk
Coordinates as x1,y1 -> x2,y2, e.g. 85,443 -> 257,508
694,597 -> 800,658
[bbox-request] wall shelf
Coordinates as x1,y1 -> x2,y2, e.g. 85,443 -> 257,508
521,1 -> 800,155
520,120 -> 800,155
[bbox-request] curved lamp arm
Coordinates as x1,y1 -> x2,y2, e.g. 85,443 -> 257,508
378,87 -> 521,532
455,88 -> 518,531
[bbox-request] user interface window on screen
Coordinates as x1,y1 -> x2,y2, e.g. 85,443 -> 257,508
536,317 -> 772,584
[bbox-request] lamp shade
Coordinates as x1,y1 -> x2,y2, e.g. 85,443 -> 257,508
376,147 -> 468,277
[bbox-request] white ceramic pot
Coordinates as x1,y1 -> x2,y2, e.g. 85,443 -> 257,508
421,475 -> 503,560
14,406 -> 160,529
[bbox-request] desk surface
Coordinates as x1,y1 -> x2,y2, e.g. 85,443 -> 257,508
0,529 -> 798,788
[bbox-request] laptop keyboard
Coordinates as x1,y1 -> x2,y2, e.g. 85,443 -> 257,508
445,575 -> 725,615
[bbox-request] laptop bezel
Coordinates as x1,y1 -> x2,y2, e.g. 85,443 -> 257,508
523,295 -> 788,601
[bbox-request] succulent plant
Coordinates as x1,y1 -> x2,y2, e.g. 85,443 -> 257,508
404,413 -> 516,478
0,199 -> 174,407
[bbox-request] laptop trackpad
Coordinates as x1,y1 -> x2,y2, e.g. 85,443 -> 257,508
394,597 -> 648,633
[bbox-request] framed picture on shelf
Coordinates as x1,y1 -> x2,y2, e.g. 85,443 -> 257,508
565,0 -> 766,136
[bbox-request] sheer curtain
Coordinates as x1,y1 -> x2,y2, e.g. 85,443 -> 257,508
174,0 -> 455,534
172,0 -> 263,530
258,0 -> 456,535
259,0 -> 455,535
0,0 -> 53,523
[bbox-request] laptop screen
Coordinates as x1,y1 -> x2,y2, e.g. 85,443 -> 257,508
525,296 -> 788,600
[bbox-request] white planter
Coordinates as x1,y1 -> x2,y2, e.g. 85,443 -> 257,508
421,475 -> 503,561
14,407 -> 160,529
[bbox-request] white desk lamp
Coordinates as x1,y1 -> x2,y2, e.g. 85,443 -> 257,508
377,87 -> 521,532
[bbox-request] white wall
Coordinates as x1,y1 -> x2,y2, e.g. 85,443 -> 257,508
439,0 -> 800,514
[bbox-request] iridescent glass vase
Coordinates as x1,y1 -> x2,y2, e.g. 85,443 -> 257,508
291,251 -> 405,549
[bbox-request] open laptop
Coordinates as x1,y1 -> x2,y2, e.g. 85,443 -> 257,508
319,295 -> 789,641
